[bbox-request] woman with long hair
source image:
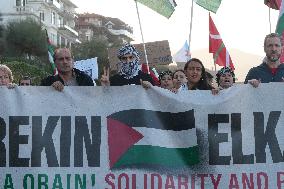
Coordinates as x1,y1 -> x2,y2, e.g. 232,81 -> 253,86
181,58 -> 212,90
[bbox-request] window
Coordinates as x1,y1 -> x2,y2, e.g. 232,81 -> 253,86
40,12 -> 45,21
58,16 -> 63,27
50,33 -> 56,44
51,12 -> 56,25
16,0 -> 26,6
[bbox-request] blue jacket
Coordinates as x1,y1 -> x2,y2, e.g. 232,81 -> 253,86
244,62 -> 284,83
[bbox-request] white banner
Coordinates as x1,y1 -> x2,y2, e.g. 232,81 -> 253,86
0,83 -> 284,188
74,58 -> 98,80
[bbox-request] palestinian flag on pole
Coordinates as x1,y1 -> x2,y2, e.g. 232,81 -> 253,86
107,109 -> 199,169
194,0 -> 223,13
209,14 -> 235,69
135,0 -> 177,19
276,0 -> 284,63
45,30 -> 57,75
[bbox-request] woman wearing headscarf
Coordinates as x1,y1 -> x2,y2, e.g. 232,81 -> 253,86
159,70 -> 174,90
100,44 -> 153,86
212,67 -> 235,95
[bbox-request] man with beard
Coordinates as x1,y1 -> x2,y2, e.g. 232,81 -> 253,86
41,48 -> 94,91
100,44 -> 153,86
244,33 -> 284,87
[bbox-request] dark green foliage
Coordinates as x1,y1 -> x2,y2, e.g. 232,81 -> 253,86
72,37 -> 113,81
5,18 -> 47,58
3,60 -> 50,85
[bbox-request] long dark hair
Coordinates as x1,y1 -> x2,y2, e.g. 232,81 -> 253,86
184,58 -> 212,90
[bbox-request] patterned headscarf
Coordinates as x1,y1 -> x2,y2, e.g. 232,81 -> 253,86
216,67 -> 235,85
158,71 -> 173,82
117,44 -> 140,79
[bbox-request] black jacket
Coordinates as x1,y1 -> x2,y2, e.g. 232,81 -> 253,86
110,70 -> 154,86
41,68 -> 94,86
244,62 -> 284,84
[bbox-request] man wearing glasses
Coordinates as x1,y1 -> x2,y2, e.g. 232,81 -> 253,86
100,44 -> 153,86
41,48 -> 94,91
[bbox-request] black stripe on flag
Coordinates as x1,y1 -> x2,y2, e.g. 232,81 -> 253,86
107,109 -> 195,131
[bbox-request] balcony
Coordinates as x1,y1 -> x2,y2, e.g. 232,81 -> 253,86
59,24 -> 78,36
14,6 -> 35,14
59,9 -> 76,20
108,29 -> 134,39
48,0 -> 61,9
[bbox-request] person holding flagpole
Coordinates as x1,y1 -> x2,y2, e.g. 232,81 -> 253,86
244,33 -> 284,87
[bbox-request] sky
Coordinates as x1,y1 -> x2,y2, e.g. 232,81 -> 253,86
72,0 -> 280,58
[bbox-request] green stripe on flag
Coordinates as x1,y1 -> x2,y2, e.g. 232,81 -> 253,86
276,15 -> 284,35
213,42 -> 224,64
113,145 -> 199,168
194,0 -> 222,13
136,0 -> 176,18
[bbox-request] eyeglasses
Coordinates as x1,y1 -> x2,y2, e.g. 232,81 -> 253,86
121,55 -> 134,61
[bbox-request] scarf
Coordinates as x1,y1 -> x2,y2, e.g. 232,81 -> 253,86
117,44 -> 140,79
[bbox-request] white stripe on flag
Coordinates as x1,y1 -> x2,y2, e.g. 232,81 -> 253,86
134,127 -> 197,148
210,34 -> 222,39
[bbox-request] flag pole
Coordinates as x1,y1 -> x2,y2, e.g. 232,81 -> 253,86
269,7 -> 272,33
134,0 -> 150,74
188,0 -> 194,58
209,12 -> 217,71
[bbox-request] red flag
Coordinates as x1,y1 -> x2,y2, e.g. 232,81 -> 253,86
209,15 -> 235,70
265,0 -> 281,10
141,63 -> 160,86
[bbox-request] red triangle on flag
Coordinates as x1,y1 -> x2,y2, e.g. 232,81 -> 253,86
107,118 -> 144,169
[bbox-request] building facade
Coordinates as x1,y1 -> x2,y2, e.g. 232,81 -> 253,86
0,0 -> 79,47
76,13 -> 134,44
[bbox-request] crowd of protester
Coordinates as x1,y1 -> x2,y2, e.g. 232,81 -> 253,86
0,33 -> 283,94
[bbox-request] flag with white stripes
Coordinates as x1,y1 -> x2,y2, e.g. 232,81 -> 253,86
107,109 -> 199,168
209,15 -> 235,69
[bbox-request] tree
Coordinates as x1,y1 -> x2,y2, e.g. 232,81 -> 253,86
5,18 -> 47,58
73,36 -> 124,79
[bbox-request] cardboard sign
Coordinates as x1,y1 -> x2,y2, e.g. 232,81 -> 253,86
108,40 -> 172,70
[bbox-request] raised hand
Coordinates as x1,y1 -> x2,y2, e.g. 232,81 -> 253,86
140,79 -> 152,90
51,81 -> 64,92
248,79 -> 261,88
100,67 -> 110,86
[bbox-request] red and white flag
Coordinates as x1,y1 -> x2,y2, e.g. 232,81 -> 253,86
209,14 -> 235,70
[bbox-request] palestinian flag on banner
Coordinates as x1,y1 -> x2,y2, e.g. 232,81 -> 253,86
194,0 -> 223,13
136,0 -> 177,19
45,30 -> 57,75
265,0 -> 281,10
276,0 -> 284,63
107,109 -> 199,169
